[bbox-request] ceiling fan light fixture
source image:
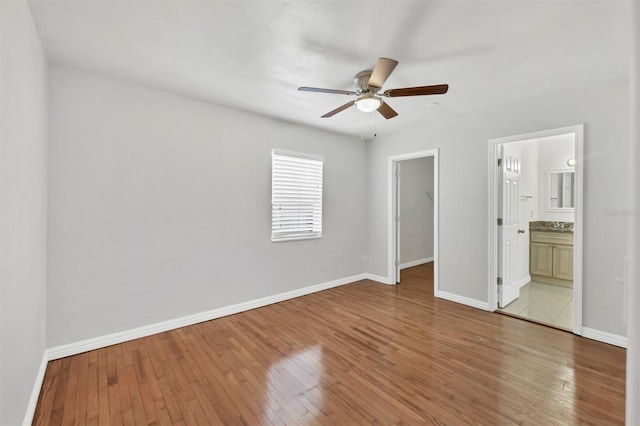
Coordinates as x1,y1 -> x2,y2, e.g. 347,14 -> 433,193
355,95 -> 382,113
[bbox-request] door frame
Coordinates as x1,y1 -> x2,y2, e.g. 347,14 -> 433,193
387,149 -> 439,292
487,124 -> 584,335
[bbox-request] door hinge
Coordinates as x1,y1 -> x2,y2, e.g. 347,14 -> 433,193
497,277 -> 503,285
396,216 -> 400,223
395,260 -> 400,267
497,218 -> 503,226
497,158 -> 503,167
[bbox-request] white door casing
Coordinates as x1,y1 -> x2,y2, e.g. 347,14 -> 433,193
487,124 -> 583,335
388,149 -> 439,292
395,162 -> 401,283
498,145 -> 521,307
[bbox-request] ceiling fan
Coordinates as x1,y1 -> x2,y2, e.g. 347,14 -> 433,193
298,57 -> 448,119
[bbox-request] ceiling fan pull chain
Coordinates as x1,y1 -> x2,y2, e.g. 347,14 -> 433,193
374,111 -> 377,138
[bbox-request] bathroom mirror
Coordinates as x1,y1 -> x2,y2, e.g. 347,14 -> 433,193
547,169 -> 575,210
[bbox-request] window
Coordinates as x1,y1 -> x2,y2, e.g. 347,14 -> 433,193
271,150 -> 323,242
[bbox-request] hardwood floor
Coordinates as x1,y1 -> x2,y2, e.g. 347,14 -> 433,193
33,263 -> 626,425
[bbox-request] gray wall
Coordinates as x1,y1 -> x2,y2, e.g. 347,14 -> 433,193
627,0 -> 639,419
47,66 -> 367,347
366,80 -> 630,337
399,157 -> 434,265
0,1 -> 49,424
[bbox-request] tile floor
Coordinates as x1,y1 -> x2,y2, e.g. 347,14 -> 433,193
498,281 -> 573,330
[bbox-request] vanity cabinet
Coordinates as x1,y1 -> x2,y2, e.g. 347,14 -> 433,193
530,231 -> 573,286
530,242 -> 553,277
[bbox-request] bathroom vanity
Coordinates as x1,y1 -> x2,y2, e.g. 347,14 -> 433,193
529,221 -> 574,288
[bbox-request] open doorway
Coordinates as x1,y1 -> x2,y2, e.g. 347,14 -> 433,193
488,125 -> 583,334
388,149 -> 439,292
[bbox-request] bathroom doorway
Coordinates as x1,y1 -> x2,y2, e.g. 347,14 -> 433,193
488,125 -> 583,333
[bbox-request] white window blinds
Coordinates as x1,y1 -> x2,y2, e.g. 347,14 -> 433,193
271,150 -> 323,242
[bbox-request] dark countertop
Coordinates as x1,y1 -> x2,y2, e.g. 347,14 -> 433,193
529,221 -> 574,233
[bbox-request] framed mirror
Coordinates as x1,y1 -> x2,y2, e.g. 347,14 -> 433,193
547,169 -> 575,211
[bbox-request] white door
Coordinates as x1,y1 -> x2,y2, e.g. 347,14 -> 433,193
498,145 -> 521,307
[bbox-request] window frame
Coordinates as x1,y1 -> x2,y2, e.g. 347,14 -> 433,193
271,149 -> 324,242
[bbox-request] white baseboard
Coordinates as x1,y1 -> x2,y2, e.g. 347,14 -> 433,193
582,327 -> 628,348
436,291 -> 490,311
518,275 -> 532,289
362,273 -> 395,285
48,273 -> 367,360
399,257 -> 433,270
23,349 -> 49,426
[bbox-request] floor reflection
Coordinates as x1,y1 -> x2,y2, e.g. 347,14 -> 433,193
264,345 -> 325,423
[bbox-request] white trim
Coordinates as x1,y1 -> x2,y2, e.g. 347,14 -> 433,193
388,159 -> 395,283
488,142 -> 499,312
22,350 -> 49,426
487,125 -> 584,336
518,275 -> 532,289
47,273 -> 366,360
573,125 -> 584,335
387,149 -> 439,292
582,327 -> 628,348
436,291 -> 490,311
627,3 -> 639,422
396,162 -> 401,283
363,273 -> 395,285
400,257 -> 434,270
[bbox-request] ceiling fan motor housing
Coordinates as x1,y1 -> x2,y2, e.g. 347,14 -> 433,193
354,70 -> 377,94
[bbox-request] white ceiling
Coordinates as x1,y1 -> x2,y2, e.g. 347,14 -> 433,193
27,0 -> 630,139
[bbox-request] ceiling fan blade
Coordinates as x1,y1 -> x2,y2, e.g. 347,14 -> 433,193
383,84 -> 449,97
368,57 -> 399,89
377,101 -> 398,119
321,101 -> 356,118
298,86 -> 357,95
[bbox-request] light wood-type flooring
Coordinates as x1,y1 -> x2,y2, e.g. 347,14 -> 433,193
33,263 -> 626,425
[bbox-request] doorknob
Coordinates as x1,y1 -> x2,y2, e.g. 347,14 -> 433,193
518,229 -> 525,234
